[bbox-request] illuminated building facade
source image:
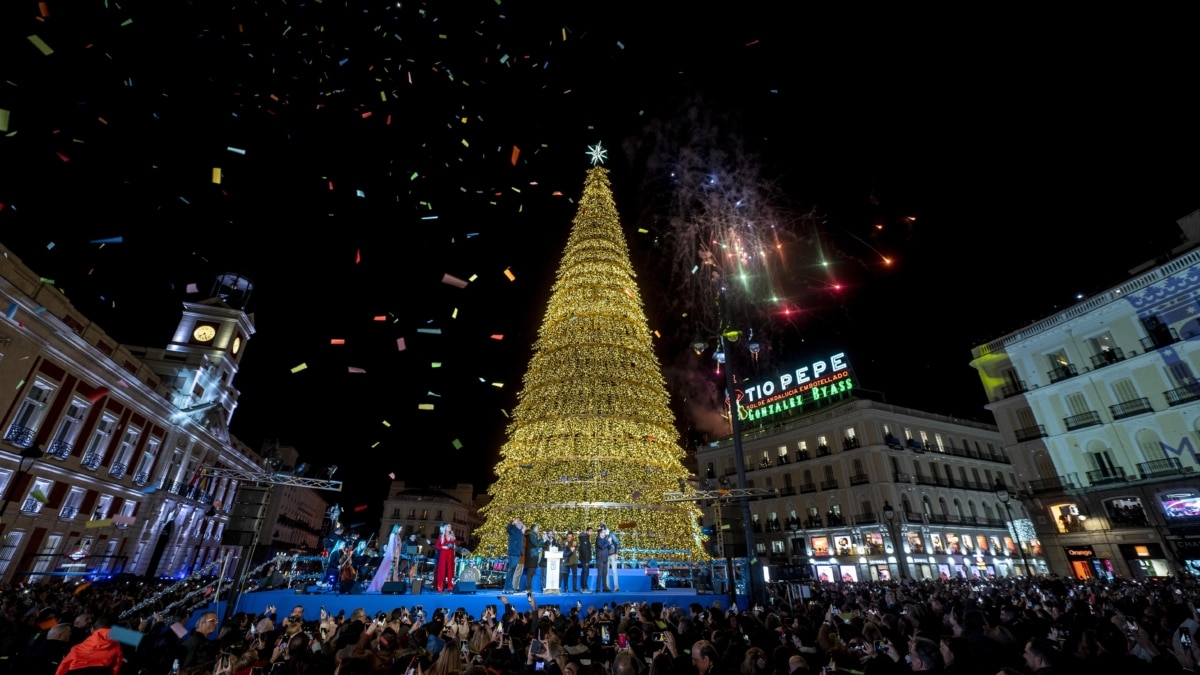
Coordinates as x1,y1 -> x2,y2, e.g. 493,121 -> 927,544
970,209 -> 1200,579
259,443 -> 328,558
379,482 -> 484,551
696,387 -> 1044,582
0,247 -> 263,582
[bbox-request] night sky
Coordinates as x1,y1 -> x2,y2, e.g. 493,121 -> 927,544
1,3 -> 1196,533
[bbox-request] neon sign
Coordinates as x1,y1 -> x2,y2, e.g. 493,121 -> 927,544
739,353 -> 854,422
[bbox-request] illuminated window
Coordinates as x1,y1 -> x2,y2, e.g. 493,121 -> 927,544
49,399 -> 89,457
6,380 -> 55,445
933,434 -> 945,452
81,415 -> 117,470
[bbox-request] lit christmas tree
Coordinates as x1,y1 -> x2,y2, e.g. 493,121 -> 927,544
475,148 -> 707,561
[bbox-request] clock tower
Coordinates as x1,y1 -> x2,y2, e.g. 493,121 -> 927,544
140,274 -> 256,440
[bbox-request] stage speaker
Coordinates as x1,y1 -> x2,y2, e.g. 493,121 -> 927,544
453,581 -> 477,594
410,579 -> 424,595
382,581 -> 407,595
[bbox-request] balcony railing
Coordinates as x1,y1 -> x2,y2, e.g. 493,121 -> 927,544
1047,363 -> 1078,383
805,517 -> 823,529
893,472 -> 911,483
133,472 -> 150,487
796,451 -> 811,462
21,498 -> 43,514
1141,326 -> 1180,352
1137,457 -> 1185,480
816,445 -> 832,457
60,506 -> 79,519
108,462 -> 128,479
1165,383 -> 1200,406
848,473 -> 870,486
1027,476 -> 1076,493
1110,397 -> 1153,420
1000,380 -> 1028,399
819,479 -> 839,491
46,440 -> 73,459
4,425 -> 36,448
884,435 -> 903,449
1064,411 -> 1102,431
1090,347 -> 1126,369
1014,425 -> 1047,442
166,480 -> 186,495
842,437 -> 861,450
914,473 -> 941,487
799,483 -> 817,494
1086,467 -> 1127,486
81,452 -> 102,470
853,513 -> 878,525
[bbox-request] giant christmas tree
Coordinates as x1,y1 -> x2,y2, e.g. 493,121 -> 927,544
476,150 -> 706,561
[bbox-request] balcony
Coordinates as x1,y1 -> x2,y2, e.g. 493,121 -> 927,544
1047,363 -> 1078,383
799,483 -> 817,494
46,440 -> 73,460
21,498 -> 43,514
1164,383 -> 1200,406
1014,425 -> 1047,442
914,473 -> 942,487
4,424 -> 36,448
1027,475 -> 1076,493
795,451 -> 811,462
853,513 -> 878,526
816,445 -> 832,457
999,380 -> 1028,399
884,434 -> 903,449
133,472 -> 150,487
907,439 -> 925,452
1090,347 -> 1126,369
842,437 -> 861,451
893,471 -> 911,484
1063,410 -> 1102,431
81,452 -> 102,471
1141,326 -> 1180,352
1110,397 -> 1153,420
819,479 -> 839,491
108,462 -> 128,480
1137,457 -> 1186,480
166,480 -> 186,495
848,473 -> 870,486
777,486 -> 796,497
60,506 -> 79,519
805,517 -> 823,529
1086,467 -> 1127,486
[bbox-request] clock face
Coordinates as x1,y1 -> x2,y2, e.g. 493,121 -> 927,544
192,325 -> 217,343
231,336 -> 242,354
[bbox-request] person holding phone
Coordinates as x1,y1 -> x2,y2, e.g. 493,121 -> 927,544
435,522 -> 458,593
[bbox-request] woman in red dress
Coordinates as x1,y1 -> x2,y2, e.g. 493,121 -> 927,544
434,522 -> 457,592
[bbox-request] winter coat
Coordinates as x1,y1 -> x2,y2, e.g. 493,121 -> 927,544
55,627 -> 123,675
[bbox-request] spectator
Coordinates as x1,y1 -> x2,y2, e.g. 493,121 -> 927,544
55,614 -> 122,675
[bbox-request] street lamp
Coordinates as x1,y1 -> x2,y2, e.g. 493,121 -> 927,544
994,479 -> 1032,577
882,501 -> 906,579
0,444 -> 46,521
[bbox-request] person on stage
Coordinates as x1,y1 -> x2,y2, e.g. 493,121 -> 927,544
434,522 -> 457,592
367,524 -> 402,593
562,532 -> 580,592
578,526 -> 593,594
594,525 -> 614,592
504,517 -> 525,593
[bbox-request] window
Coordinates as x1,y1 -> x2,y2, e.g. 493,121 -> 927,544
903,428 -> 914,441
23,478 -> 53,514
81,415 -> 117,470
133,438 -> 160,484
1086,331 -> 1117,356
6,380 -> 55,445
0,469 -> 11,496
0,532 -> 25,576
920,430 -> 930,447
1112,378 -> 1139,403
922,496 -> 932,515
1135,430 -> 1166,462
1065,392 -> 1090,416
49,399 -> 89,458
777,444 -> 788,459
1015,408 -> 1037,429
1047,349 -> 1070,369
62,488 -> 85,519
30,534 -> 63,579
111,426 -> 140,477
939,497 -> 949,516
119,500 -> 136,517
421,509 -> 428,520
933,434 -> 945,452
1167,361 -> 1196,387
798,441 -> 807,452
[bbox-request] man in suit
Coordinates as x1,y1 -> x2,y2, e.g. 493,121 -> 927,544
523,523 -> 543,593
594,525 -> 614,592
578,526 -> 594,594
504,516 -> 526,593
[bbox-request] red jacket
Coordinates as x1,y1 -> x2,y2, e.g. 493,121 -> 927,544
55,627 -> 123,675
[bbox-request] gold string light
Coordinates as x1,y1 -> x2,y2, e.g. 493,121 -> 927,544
476,166 -> 708,561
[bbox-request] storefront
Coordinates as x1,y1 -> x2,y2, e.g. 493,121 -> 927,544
1064,545 -> 1114,580
1119,543 -> 1172,578
1166,534 -> 1200,575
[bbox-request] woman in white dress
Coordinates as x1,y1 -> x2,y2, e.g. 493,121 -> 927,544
368,524 -> 402,592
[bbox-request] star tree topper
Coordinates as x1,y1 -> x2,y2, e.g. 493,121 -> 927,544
586,142 -> 608,166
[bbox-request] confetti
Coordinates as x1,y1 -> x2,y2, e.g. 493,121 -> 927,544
212,168 -> 221,184
452,439 -> 463,449
86,387 -> 109,404
388,473 -> 396,480
290,363 -> 308,373
330,338 -> 345,345
85,519 -> 113,529
355,249 -> 362,264
441,273 -> 468,288
511,146 -> 520,166
354,505 -> 368,512
382,420 -> 391,427
503,268 -> 516,281
31,489 -> 48,503
396,337 -> 407,351
431,362 -> 442,368
27,35 -> 54,56
416,328 -> 441,334
418,403 -> 435,410
490,334 -> 504,340
0,109 -> 9,133
374,315 -> 387,321
186,283 -> 199,293
227,146 -> 246,155
90,236 -> 123,245
5,303 -> 17,320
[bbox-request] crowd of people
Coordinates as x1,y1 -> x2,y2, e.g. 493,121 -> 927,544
3,572 -> 1200,675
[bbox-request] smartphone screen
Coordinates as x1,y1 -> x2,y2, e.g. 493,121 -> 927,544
531,639 -> 544,654
618,634 -> 629,649
600,625 -> 612,645
1181,628 -> 1193,648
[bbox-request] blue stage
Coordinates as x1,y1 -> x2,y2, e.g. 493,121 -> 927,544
193,570 -> 728,625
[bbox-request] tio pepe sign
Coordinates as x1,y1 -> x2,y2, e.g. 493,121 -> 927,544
738,352 -> 853,422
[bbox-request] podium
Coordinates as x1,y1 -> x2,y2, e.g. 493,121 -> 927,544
543,548 -> 563,595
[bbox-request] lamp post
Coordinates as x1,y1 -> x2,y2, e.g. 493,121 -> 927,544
0,444 -> 46,522
691,284 -> 763,608
882,501 -> 906,579
995,480 -> 1031,577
